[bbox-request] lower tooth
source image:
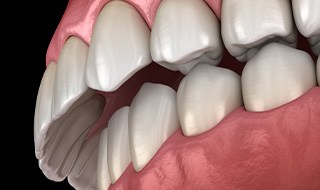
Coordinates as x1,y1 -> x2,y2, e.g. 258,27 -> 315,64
309,36 -> 320,55
177,64 -> 242,136
96,128 -> 111,190
129,83 -> 180,172
242,43 -> 317,112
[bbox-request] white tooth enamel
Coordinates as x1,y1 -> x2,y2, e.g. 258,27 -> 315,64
242,43 -> 317,112
107,106 -> 131,183
34,62 -> 56,159
221,0 -> 297,62
68,133 -> 101,190
317,56 -> 320,85
52,36 -> 90,118
129,83 -> 179,172
86,0 -> 151,92
151,0 -> 223,74
177,64 -> 242,136
97,128 -> 111,190
39,94 -> 104,181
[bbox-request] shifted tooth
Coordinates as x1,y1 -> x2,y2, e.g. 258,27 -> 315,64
151,0 -> 223,74
96,128 -> 111,190
107,107 -> 131,183
177,64 -> 242,136
86,0 -> 151,92
129,83 -> 179,172
221,0 -> 297,62
34,62 -> 56,159
242,43 -> 317,112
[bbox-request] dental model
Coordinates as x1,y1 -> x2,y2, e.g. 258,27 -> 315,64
34,0 -> 320,189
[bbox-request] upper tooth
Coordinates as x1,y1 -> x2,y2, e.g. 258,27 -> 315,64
86,0 -> 152,92
129,83 -> 179,172
150,0 -> 223,74
221,0 -> 297,62
177,64 -> 242,136
317,56 -> 320,85
107,106 -> 131,183
68,132 -> 101,190
242,43 -> 317,112
34,62 -> 56,159
96,128 -> 111,190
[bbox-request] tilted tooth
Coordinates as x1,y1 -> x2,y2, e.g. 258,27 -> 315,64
151,0 -> 223,74
317,56 -> 320,85
107,107 -> 131,183
242,43 -> 317,112
221,0 -> 297,62
68,132 -> 102,190
86,0 -> 151,92
34,62 -> 56,159
96,128 -> 111,190
52,36 -> 91,118
129,83 -> 179,172
292,0 -> 320,55
177,64 -> 242,136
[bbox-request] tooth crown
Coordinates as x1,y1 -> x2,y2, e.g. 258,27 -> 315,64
97,128 -> 111,190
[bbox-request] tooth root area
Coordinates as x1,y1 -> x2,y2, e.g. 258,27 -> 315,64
129,83 -> 180,172
242,43 -> 317,112
150,0 -> 223,73
86,0 -> 151,92
97,128 -> 111,190
222,0 -> 296,62
107,106 -> 131,184
52,36 -> 89,118
177,64 -> 242,136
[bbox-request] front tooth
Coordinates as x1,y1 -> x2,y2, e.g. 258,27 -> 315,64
221,0 -> 297,62
177,64 -> 242,136
96,128 -> 111,190
86,0 -> 151,92
292,0 -> 320,55
129,83 -> 179,172
242,43 -> 317,112
151,0 -> 223,74
52,36 -> 92,118
107,106 -> 131,183
34,62 -> 56,159
68,132 -> 101,190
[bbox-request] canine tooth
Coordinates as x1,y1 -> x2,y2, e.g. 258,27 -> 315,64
52,36 -> 90,118
129,83 -> 179,172
86,1 -> 151,92
177,64 -> 242,136
97,128 -> 111,190
34,62 -> 56,158
221,0 -> 297,62
151,0 -> 223,74
242,43 -> 317,112
107,107 -> 131,183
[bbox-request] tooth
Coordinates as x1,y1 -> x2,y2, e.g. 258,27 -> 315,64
317,56 -> 320,85
68,132 -> 101,190
221,0 -> 297,62
129,83 -> 179,172
86,1 -> 151,92
39,94 -> 104,181
292,0 -> 320,55
308,36 -> 320,55
177,64 -> 242,136
242,43 -> 317,112
34,62 -> 56,159
52,36 -> 91,118
96,128 -> 111,190
151,0 -> 223,74
107,106 -> 131,183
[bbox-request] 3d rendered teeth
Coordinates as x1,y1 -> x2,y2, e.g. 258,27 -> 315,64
86,0 -> 152,92
177,64 -> 242,136
52,37 -> 92,118
107,107 -> 131,183
151,0 -> 223,74
242,43 -> 317,112
221,0 -> 297,62
292,0 -> 320,55
129,83 -> 179,172
96,128 -> 111,190
68,132 -> 101,190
